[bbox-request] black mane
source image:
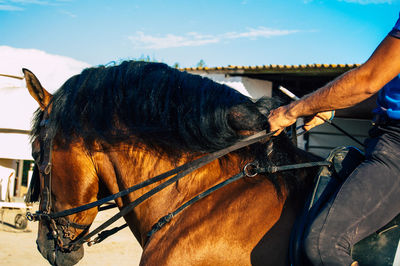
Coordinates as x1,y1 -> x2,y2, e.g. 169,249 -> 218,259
32,61 -> 277,155
30,61 -> 318,197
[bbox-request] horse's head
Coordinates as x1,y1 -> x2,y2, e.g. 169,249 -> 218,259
24,69 -> 99,266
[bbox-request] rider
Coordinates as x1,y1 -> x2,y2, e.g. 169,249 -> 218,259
267,13 -> 400,266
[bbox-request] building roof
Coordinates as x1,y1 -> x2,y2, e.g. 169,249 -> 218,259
182,63 -> 360,76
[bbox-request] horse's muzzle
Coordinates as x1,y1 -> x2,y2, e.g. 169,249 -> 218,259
36,230 -> 84,266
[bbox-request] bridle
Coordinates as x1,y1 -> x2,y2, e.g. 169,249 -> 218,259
29,110 -> 93,251
27,108 -> 331,252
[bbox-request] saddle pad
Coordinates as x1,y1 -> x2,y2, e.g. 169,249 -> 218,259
352,214 -> 400,266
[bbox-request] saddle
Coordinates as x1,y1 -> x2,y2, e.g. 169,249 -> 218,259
289,146 -> 400,266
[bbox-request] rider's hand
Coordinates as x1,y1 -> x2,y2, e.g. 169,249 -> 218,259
267,105 -> 298,136
302,110 -> 335,131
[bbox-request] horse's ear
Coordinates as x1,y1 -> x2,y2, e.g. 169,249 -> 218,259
22,68 -> 53,110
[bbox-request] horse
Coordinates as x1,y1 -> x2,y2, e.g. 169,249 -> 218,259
23,61 -> 323,265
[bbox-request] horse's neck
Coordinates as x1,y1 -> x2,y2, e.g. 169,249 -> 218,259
96,141 -> 319,247
97,145 -> 244,245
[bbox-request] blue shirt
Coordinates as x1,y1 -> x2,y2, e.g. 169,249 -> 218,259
375,13 -> 400,119
389,13 -> 400,39
375,75 -> 400,119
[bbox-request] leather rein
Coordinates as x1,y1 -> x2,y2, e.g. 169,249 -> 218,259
27,111 -> 330,252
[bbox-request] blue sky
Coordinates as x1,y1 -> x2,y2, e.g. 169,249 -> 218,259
0,0 -> 399,67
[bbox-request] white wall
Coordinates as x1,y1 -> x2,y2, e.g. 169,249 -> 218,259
0,161 -> 16,201
198,73 -> 272,99
0,46 -> 90,161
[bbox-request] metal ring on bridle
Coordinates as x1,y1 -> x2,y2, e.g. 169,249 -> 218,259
243,163 -> 258,177
44,163 -> 52,175
26,212 -> 35,221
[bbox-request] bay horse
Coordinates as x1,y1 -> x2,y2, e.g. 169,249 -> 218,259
24,61 -> 322,265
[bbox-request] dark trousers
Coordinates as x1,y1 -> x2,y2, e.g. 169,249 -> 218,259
304,121 -> 400,266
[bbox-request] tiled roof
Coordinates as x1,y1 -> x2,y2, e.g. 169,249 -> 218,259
182,63 -> 360,74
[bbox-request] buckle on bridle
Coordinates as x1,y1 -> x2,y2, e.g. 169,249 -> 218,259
26,210 -> 51,222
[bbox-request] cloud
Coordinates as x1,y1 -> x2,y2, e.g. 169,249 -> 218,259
0,0 -> 71,11
129,27 -> 299,49
223,27 -> 299,40
59,9 -> 76,18
9,0 -> 49,4
129,32 -> 219,49
0,4 -> 23,10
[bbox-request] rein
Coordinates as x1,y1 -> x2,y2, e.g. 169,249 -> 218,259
28,127 -> 278,251
146,160 -> 330,239
29,131 -> 273,222
28,110 -> 331,251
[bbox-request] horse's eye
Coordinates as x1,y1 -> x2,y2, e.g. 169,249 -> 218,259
32,150 -> 41,162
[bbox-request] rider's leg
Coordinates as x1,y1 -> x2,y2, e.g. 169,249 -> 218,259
304,124 -> 400,266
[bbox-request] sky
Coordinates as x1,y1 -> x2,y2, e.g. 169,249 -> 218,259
0,0 -> 399,68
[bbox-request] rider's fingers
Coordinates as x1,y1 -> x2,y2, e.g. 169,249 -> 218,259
302,111 -> 335,131
316,110 -> 335,122
303,116 -> 325,131
273,129 -> 284,136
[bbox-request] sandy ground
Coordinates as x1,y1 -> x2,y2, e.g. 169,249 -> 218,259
0,204 -> 143,266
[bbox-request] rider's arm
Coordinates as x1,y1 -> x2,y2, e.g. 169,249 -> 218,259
268,34 -> 400,134
293,35 -> 400,115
